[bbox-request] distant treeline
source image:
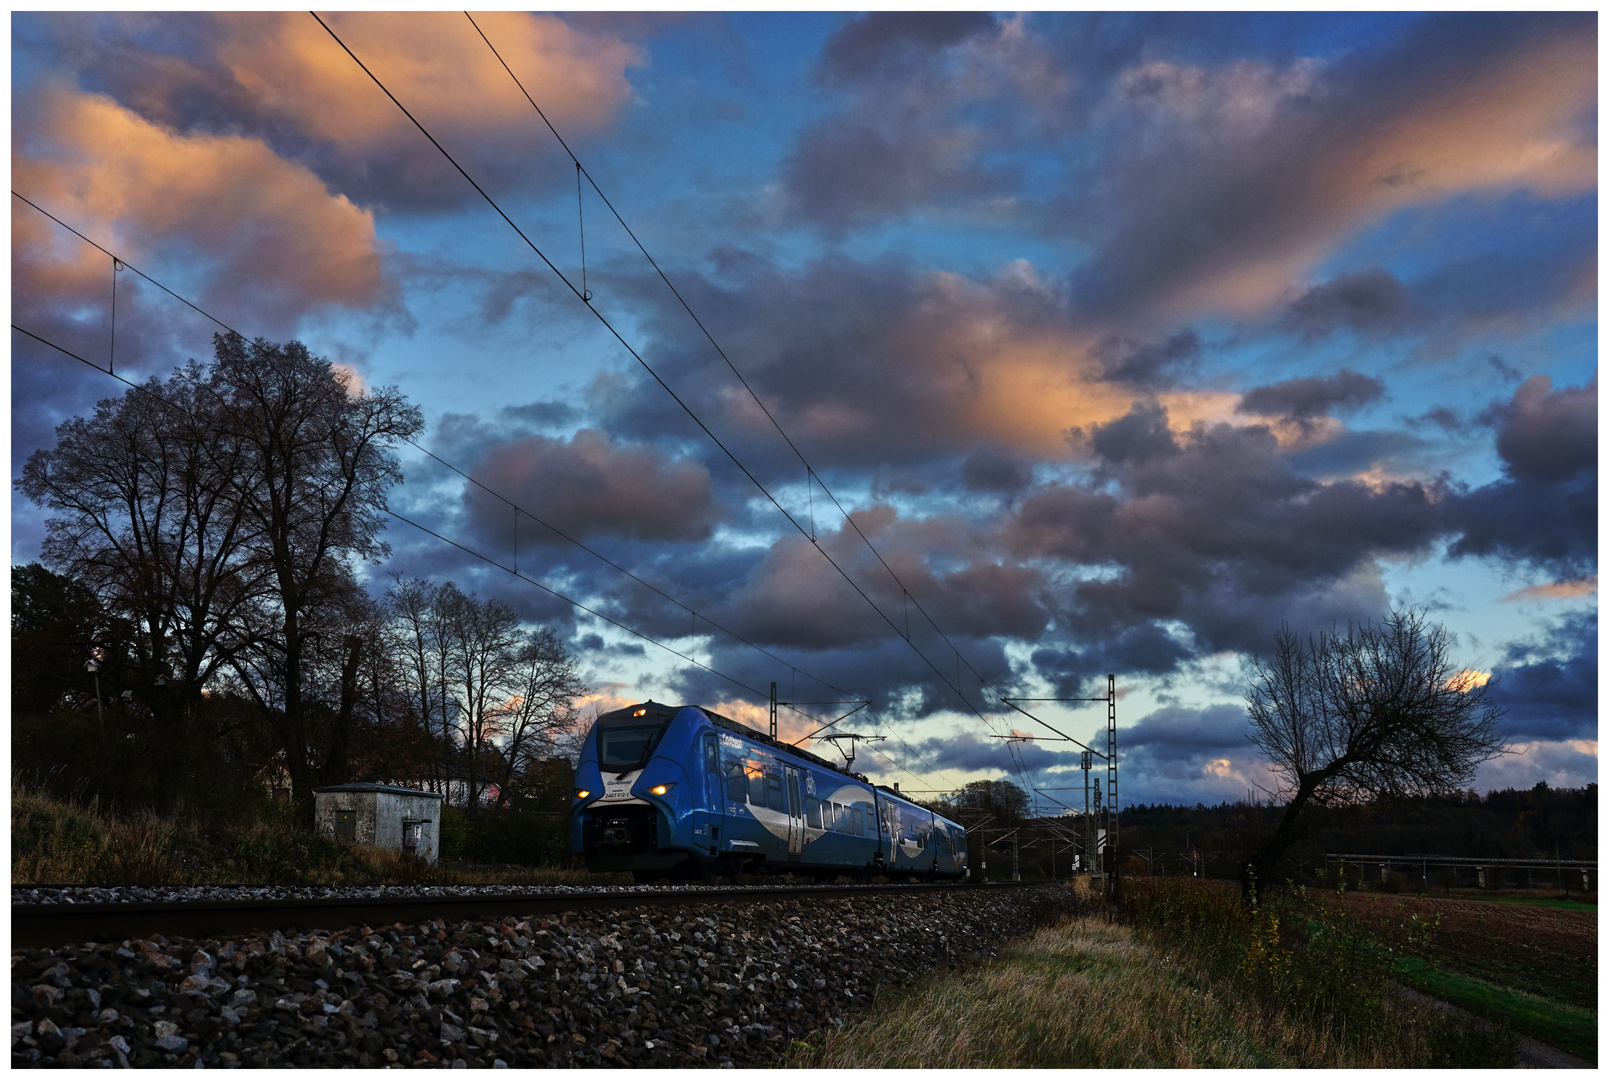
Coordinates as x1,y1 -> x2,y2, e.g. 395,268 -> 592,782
1114,784 -> 1597,874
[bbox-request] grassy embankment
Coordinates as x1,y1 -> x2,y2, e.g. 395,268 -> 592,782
790,878 -> 1518,1069
11,779 -> 606,886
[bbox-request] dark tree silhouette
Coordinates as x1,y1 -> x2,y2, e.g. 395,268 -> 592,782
1242,608 -> 1507,901
18,361 -> 270,733
19,335 -> 422,811
209,334 -> 422,808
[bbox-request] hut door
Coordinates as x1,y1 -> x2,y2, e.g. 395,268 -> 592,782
336,809 -> 357,842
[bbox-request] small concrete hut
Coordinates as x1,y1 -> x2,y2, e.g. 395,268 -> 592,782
312,784 -> 445,864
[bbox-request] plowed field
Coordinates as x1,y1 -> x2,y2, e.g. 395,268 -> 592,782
1342,893 -> 1596,1009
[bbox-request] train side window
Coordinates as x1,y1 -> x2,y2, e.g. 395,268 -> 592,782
766,774 -> 784,812
851,806 -> 864,836
704,736 -> 719,775
726,765 -> 746,802
749,770 -> 766,805
805,796 -> 822,829
829,802 -> 840,831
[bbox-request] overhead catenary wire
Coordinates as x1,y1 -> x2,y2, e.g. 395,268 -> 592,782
310,13 -> 1016,762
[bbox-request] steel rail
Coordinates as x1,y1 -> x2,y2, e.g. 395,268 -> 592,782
11,881 -> 1052,950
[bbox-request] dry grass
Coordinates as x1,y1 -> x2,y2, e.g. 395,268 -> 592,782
790,915 -> 1294,1068
11,778 -> 608,887
790,882 -> 1519,1069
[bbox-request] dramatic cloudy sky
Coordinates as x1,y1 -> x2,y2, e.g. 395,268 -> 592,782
11,12 -> 1598,808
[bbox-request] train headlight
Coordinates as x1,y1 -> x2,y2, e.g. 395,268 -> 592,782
575,789 -> 591,800
648,783 -> 675,796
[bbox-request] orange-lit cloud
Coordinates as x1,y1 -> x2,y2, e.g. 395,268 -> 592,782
1089,25 -> 1596,321
1502,577 -> 1597,602
1447,670 -> 1492,693
708,699 -> 821,747
214,12 -> 639,152
15,88 -> 386,327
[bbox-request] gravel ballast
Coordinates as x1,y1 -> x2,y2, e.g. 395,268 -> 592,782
12,885 -> 1074,1067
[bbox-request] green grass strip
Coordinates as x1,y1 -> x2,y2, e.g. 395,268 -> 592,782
1391,957 -> 1597,1065
1464,895 -> 1597,912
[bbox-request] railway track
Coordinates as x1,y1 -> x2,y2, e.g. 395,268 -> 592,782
12,881 -> 1050,949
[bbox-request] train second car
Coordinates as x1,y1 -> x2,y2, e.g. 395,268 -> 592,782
570,702 -> 968,881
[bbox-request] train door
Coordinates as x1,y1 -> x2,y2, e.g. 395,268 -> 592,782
702,733 -> 724,856
783,765 -> 804,857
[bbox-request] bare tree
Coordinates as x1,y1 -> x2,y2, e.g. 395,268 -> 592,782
437,585 -> 522,814
487,626 -> 588,810
18,362 -> 271,736
211,334 -> 422,809
1242,608 -> 1507,900
384,575 -> 452,793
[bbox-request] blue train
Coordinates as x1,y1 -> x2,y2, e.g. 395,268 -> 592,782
570,701 -> 968,882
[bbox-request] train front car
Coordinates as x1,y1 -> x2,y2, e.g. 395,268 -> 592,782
571,702 -> 703,879
573,700 -> 968,881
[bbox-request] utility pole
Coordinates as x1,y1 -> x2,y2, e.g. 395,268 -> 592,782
769,682 -> 777,740
1081,750 -> 1093,878
85,659 -> 104,738
1106,673 -> 1119,901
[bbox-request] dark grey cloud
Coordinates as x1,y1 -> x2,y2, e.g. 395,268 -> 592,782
961,444 -> 1033,495
1284,270 -> 1412,339
1487,374 -> 1597,485
1011,408 -> 1441,658
1085,399 -> 1177,466
1445,375 -> 1596,576
1123,703 -> 1248,751
695,511 -> 1049,653
1284,428 -> 1433,479
1407,407 -> 1465,433
465,428 -> 721,548
1094,330 -> 1200,388
1236,369 -> 1386,422
783,12 -> 1070,229
1030,625 -> 1193,698
782,122 -> 1007,228
1486,613 -> 1596,742
666,630 -> 1020,725
908,728 -> 1064,776
820,12 -> 997,84
501,400 -> 579,431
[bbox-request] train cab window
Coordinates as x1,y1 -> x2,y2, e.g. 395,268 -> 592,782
749,770 -> 766,806
766,774 -> 785,812
726,764 -> 746,802
595,712 -> 673,772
